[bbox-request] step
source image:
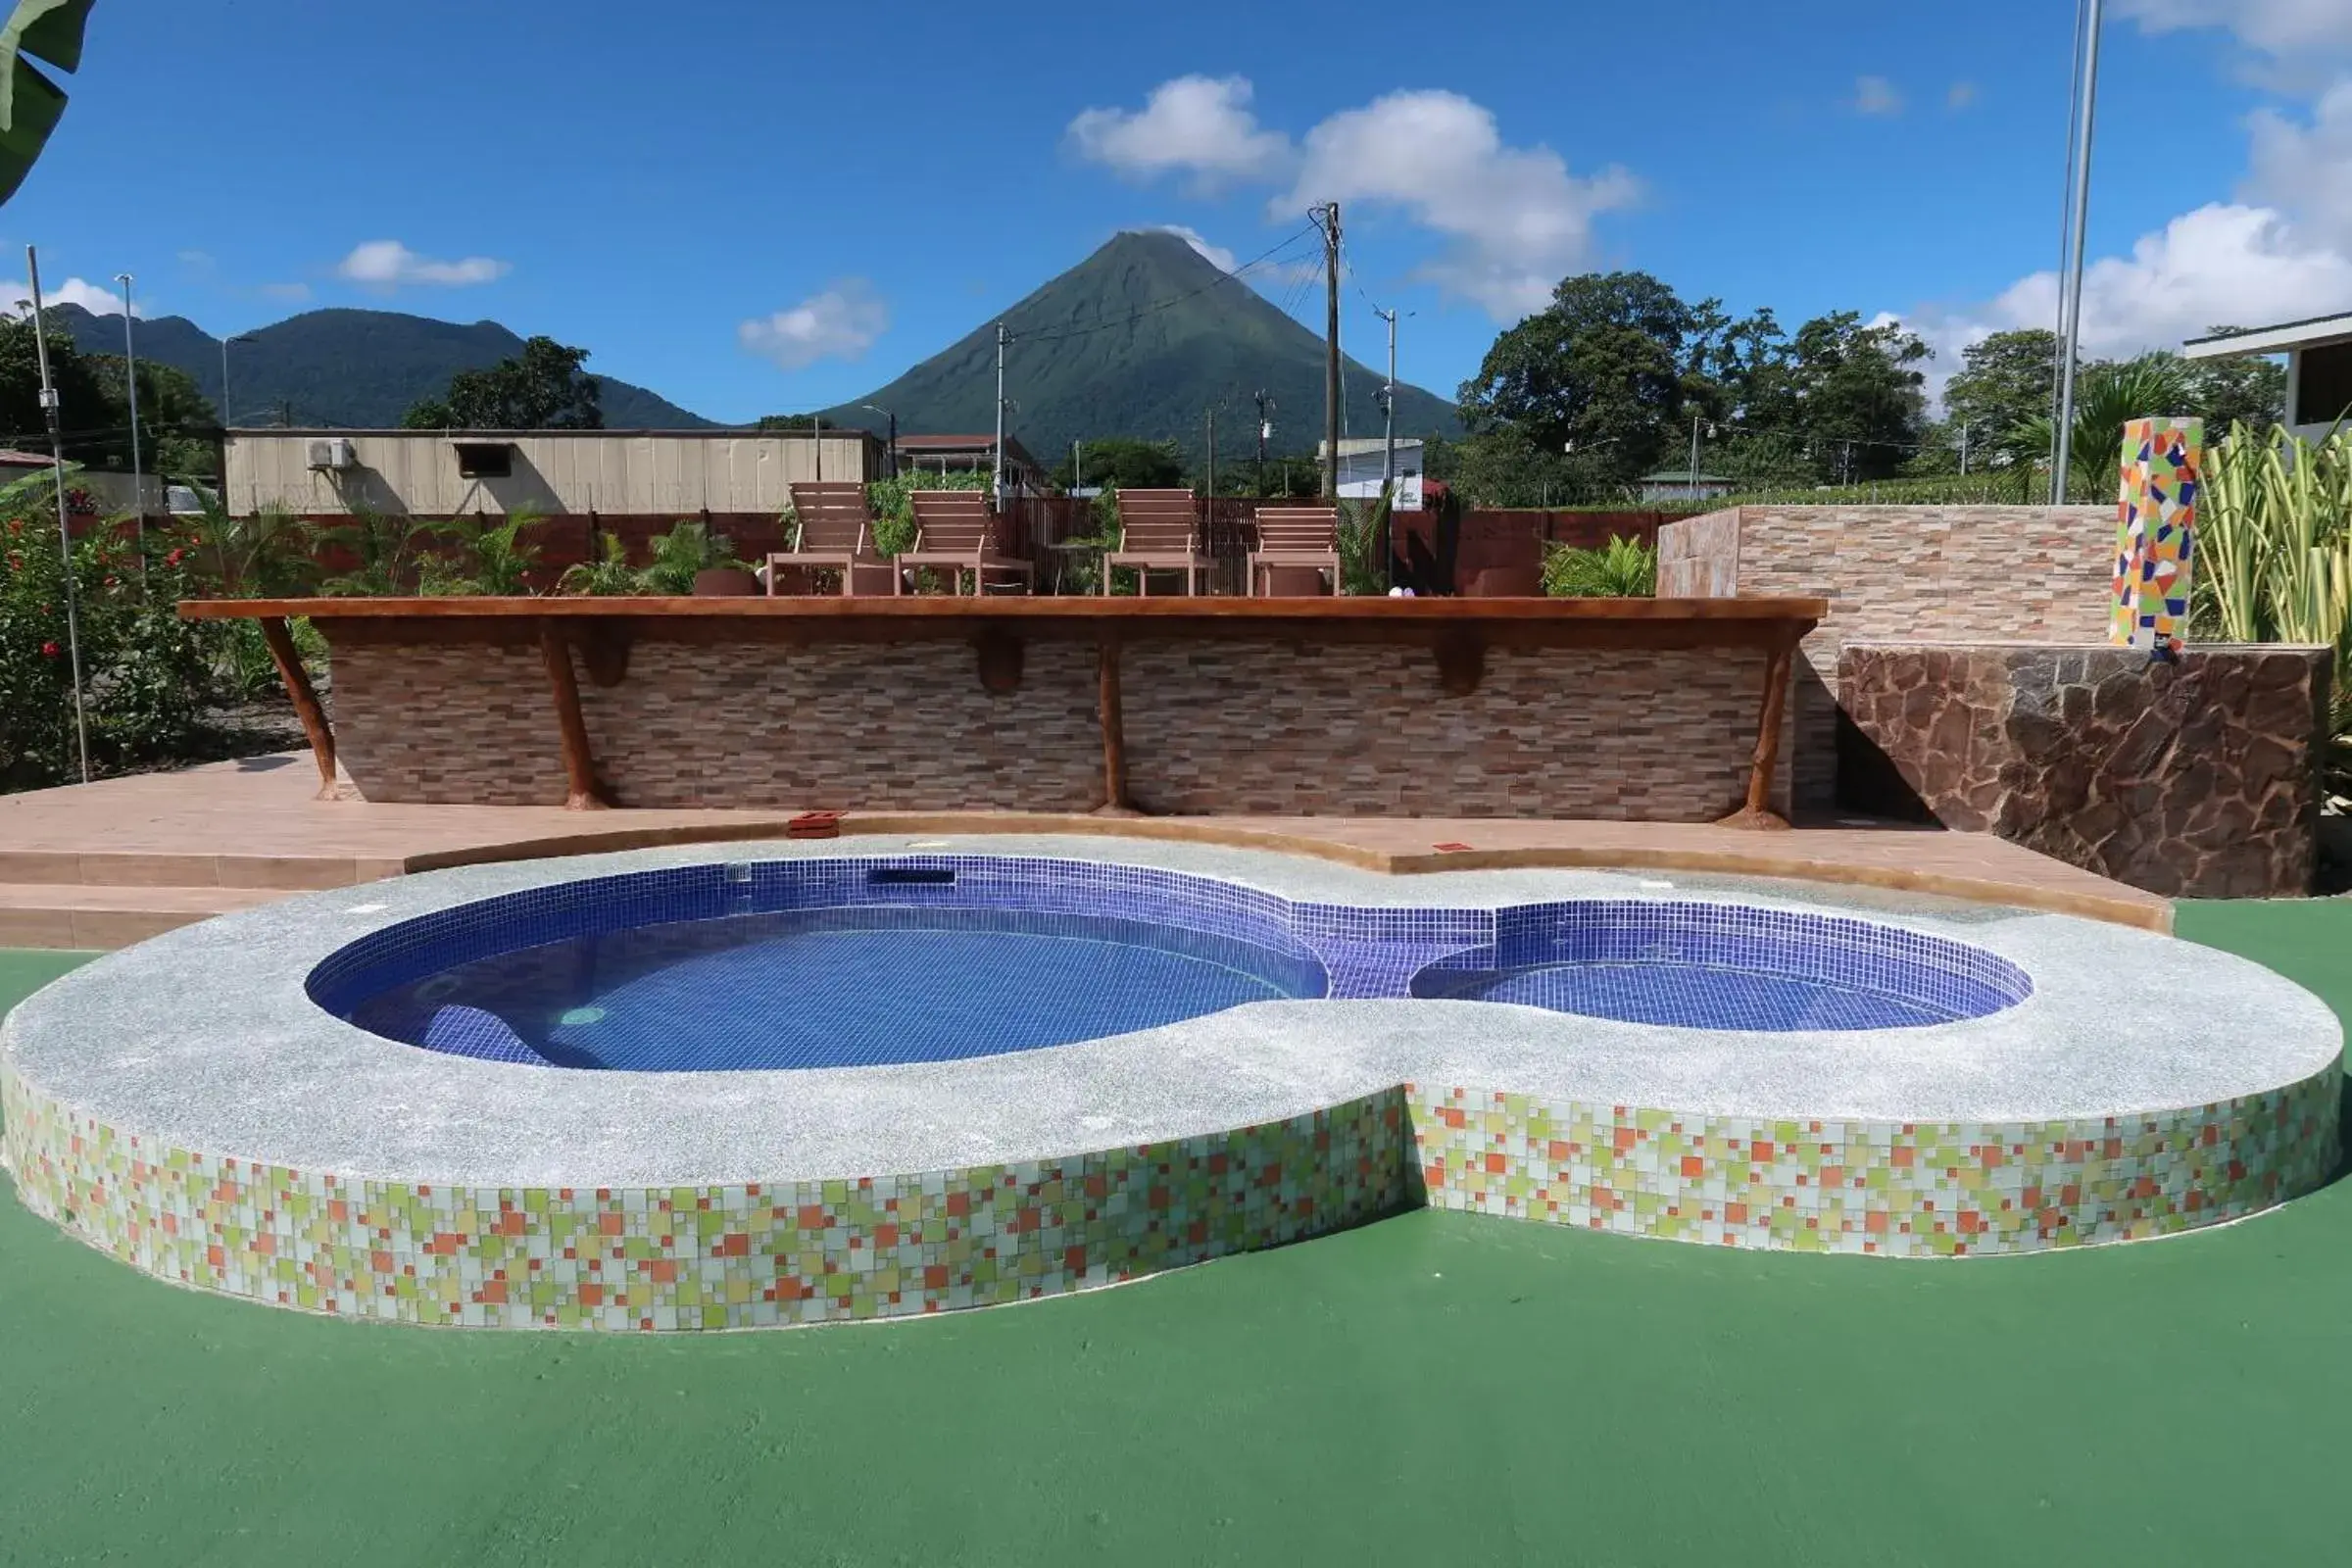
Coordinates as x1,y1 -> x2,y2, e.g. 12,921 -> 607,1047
0,883 -> 297,951
0,850 -> 394,892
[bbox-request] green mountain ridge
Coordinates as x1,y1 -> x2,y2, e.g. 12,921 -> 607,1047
48,304 -> 713,430
824,229 -> 1459,466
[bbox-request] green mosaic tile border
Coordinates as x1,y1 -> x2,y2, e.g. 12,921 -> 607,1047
0,1068 -> 1414,1330
3,1057 -> 2340,1327
1405,1073 -> 2342,1256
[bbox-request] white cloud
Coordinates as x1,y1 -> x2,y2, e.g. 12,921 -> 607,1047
1067,75 -> 1291,191
1279,89 -> 1638,319
739,279 -> 889,370
1853,75 -> 1904,116
1946,80 -> 1979,110
1152,223 -> 1237,271
2,275 -> 141,316
335,239 -> 509,288
2247,77 -> 2352,253
2114,0 -> 2352,58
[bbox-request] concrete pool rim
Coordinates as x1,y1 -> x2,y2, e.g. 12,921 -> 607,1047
2,835 -> 2339,1327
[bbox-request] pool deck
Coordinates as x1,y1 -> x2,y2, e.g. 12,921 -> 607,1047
0,754 -> 2171,947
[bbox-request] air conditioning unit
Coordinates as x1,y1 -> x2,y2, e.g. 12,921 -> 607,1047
305,438 -> 359,471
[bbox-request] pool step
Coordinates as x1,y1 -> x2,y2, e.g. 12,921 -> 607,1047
0,849 -> 398,892
0,882 -> 294,951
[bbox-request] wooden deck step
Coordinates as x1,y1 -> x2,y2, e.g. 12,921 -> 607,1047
0,883 -> 298,950
0,850 -> 391,891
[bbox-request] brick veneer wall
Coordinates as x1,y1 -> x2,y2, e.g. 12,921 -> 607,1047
328,636 -> 1784,819
1656,505 -> 2115,811
1839,643 -> 2330,898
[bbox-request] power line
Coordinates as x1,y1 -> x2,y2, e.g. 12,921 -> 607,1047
1012,221 -> 1323,345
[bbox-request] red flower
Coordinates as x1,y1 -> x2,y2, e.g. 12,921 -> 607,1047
164,548 -> 186,567
40,641 -> 60,658
102,574 -> 119,587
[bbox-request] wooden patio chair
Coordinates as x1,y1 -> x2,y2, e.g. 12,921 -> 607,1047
1248,505 -> 1343,596
897,490 -> 1034,595
1102,488 -> 1210,595
771,481 -> 891,596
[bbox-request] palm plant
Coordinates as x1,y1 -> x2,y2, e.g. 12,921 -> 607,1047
317,506 -> 434,597
637,519 -> 739,596
418,507 -> 546,596
0,0 -> 96,204
558,533 -> 642,597
1543,534 -> 1658,598
2014,354 -> 2196,500
177,491 -> 317,599
1334,487 -> 1394,596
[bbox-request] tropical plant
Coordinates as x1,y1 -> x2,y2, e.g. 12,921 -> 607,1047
178,492 -> 317,599
637,518 -> 740,595
0,0 -> 96,204
1335,487 -> 1395,596
2014,354 -> 2197,501
558,533 -> 642,597
866,469 -> 990,558
317,507 -> 436,597
2196,422 -> 2352,804
417,507 -> 546,597
1544,534 -> 1658,598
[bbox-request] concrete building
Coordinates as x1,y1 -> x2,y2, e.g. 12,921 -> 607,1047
2183,313 -> 2352,443
890,434 -> 1045,491
221,427 -> 883,518
1316,437 -> 1425,510
1638,469 -> 1739,504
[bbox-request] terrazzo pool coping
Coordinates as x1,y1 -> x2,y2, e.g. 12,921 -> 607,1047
4,834 -> 2336,1191
1,837 -> 2341,1323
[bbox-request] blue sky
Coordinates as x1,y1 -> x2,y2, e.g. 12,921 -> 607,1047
5,0 -> 2348,423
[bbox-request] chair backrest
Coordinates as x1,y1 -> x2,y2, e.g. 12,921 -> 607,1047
1253,506 -> 1339,552
907,490 -> 994,554
1115,488 -> 1200,554
788,482 -> 871,553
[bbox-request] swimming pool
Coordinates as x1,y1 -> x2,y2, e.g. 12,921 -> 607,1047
313,857 -> 2034,1069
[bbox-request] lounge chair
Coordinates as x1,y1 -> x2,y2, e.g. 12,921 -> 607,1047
1102,488 -> 1211,595
771,482 -> 892,596
897,490 -> 1035,595
1248,506 -> 1343,596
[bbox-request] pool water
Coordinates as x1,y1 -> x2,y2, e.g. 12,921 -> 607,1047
1411,962 -> 1965,1030
346,906 -> 1325,1071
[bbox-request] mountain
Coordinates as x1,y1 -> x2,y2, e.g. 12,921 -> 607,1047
51,304 -> 713,429
824,230 -> 1460,466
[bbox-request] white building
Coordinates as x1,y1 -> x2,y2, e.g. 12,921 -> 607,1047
2182,314 -> 2352,443
1317,436 -> 1424,510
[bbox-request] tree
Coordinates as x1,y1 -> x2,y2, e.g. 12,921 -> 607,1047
756,414 -> 822,430
1765,312 -> 1932,482
2184,332 -> 2286,436
402,336 -> 603,429
0,0 -> 95,203
1049,436 -> 1184,492
1943,329 -> 2060,461
1456,270 -> 1698,486
0,308 -> 114,446
2015,353 -> 2196,498
85,355 -> 220,478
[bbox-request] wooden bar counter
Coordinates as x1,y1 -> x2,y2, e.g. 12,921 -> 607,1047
182,596 -> 1827,827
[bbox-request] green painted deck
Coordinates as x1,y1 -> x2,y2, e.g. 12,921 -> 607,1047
3,901 -> 2348,1566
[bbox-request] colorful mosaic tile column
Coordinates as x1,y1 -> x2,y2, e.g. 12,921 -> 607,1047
2110,416 -> 2202,655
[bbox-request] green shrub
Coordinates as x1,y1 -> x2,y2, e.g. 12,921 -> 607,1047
1543,534 -> 1657,597
866,470 -> 989,558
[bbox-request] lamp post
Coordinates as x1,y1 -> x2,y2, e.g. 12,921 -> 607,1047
220,332 -> 256,427
113,272 -> 146,564
2051,0 -> 2104,503
24,249 -> 91,781
859,403 -> 898,478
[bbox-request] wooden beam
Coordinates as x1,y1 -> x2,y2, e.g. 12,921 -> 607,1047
1095,635 -> 1137,816
1717,627 -> 1798,831
256,615 -> 338,801
538,625 -> 610,811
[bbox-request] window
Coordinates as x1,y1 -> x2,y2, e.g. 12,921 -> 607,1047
2296,343 -> 2352,429
452,441 -> 513,478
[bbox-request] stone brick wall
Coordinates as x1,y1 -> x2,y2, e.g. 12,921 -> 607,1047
1656,505 -> 2115,810
328,635 -> 1782,820
1839,643 -> 2329,898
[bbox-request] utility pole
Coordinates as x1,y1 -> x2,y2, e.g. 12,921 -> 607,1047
2052,0 -> 2104,504
1689,413 -> 1704,493
993,320 -> 1008,510
1253,389 -> 1271,498
1317,203 -> 1342,499
114,271 -> 145,567
812,412 -> 822,482
1071,439 -> 1081,493
26,247 -> 91,782
1374,308 -> 1398,495
1959,421 -> 1971,476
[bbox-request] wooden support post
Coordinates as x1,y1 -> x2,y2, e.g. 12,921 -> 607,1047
257,615 -> 338,800
1095,635 -> 1138,816
539,625 -> 609,811
1718,629 -> 1796,831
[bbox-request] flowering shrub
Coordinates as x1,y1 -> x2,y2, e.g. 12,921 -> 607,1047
0,499 -> 218,791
